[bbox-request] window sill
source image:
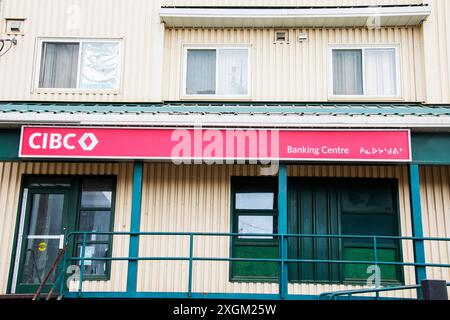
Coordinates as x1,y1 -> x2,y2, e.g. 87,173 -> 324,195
181,95 -> 252,101
328,95 -> 404,102
34,89 -> 121,95
230,276 -> 279,283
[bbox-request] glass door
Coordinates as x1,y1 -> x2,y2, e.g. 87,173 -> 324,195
14,184 -> 75,294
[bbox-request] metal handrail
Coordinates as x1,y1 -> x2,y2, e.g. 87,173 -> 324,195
52,231 -> 450,300
32,244 -> 67,301
319,282 -> 450,300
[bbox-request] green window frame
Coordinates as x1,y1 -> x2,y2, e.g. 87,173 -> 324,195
74,176 -> 117,281
339,179 -> 404,285
230,177 -> 279,282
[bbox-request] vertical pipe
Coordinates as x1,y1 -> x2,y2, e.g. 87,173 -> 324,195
188,234 -> 194,297
78,232 -> 87,296
278,164 -> 288,299
59,249 -> 67,298
373,236 -> 379,300
127,162 -> 143,293
409,164 -> 427,296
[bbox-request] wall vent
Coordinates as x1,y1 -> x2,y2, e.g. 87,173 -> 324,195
5,18 -> 25,35
274,30 -> 289,43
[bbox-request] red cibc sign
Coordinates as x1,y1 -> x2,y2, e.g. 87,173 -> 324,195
19,126 -> 411,162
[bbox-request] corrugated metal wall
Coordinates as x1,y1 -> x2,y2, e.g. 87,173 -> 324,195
3,0 -> 450,104
137,163 -> 418,298
422,0 -> 450,103
0,162 -> 448,297
0,161 -> 133,294
420,166 -> 450,291
163,27 -> 425,102
0,0 -> 164,102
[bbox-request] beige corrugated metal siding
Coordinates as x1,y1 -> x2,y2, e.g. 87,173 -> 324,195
163,27 -> 426,102
420,166 -> 450,294
3,0 -> 450,104
1,161 -> 448,297
0,161 -> 133,294
137,164 -> 418,298
422,0 -> 450,103
0,0 -> 164,102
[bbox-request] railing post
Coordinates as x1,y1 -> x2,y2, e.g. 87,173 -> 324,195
78,232 -> 87,296
127,161 -> 143,293
188,234 -> 194,297
59,248 -> 67,298
409,164 -> 427,295
373,237 -> 379,300
278,164 -> 288,299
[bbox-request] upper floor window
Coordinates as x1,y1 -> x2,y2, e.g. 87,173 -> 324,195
184,46 -> 250,98
37,40 -> 121,90
330,46 -> 400,98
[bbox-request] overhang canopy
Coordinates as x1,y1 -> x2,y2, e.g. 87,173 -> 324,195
0,102 -> 449,130
160,5 -> 431,28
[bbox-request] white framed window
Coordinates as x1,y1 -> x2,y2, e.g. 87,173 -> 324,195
183,45 -> 251,98
329,45 -> 401,99
35,38 -> 122,91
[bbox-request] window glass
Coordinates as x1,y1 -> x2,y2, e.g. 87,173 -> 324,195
340,183 -> 394,213
333,49 -> 363,95
39,42 -> 79,88
28,194 -> 64,235
342,214 -> 396,240
238,216 -> 274,239
76,177 -> 114,277
365,48 -> 397,96
186,49 -> 216,95
217,49 -> 248,95
80,178 -> 113,208
79,42 -> 120,89
332,48 -> 398,97
38,41 -> 120,90
76,244 -> 109,276
21,239 -> 60,284
235,192 -> 274,210
186,48 -> 249,96
79,211 -> 111,241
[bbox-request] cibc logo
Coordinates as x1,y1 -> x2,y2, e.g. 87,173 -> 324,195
28,132 -> 99,151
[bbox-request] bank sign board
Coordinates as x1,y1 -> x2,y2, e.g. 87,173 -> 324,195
19,126 -> 411,162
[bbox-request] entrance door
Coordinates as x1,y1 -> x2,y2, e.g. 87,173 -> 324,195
14,182 -> 76,294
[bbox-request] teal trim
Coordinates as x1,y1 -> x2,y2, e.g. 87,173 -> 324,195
126,162 -> 143,292
409,165 -> 427,288
1,102 -> 449,117
412,133 -> 450,165
278,165 -> 288,299
62,291 -> 416,300
0,129 -> 20,160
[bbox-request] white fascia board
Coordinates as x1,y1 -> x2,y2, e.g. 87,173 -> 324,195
1,112 -> 449,129
160,6 -> 431,27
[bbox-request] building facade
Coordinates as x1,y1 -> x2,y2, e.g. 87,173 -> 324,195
0,0 -> 449,300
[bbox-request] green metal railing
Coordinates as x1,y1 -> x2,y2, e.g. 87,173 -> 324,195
319,282 -> 450,300
45,231 -> 450,300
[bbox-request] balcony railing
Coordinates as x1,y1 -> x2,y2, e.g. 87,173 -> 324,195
37,231 -> 450,300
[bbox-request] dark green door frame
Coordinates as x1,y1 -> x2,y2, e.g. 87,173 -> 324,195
13,182 -> 78,294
